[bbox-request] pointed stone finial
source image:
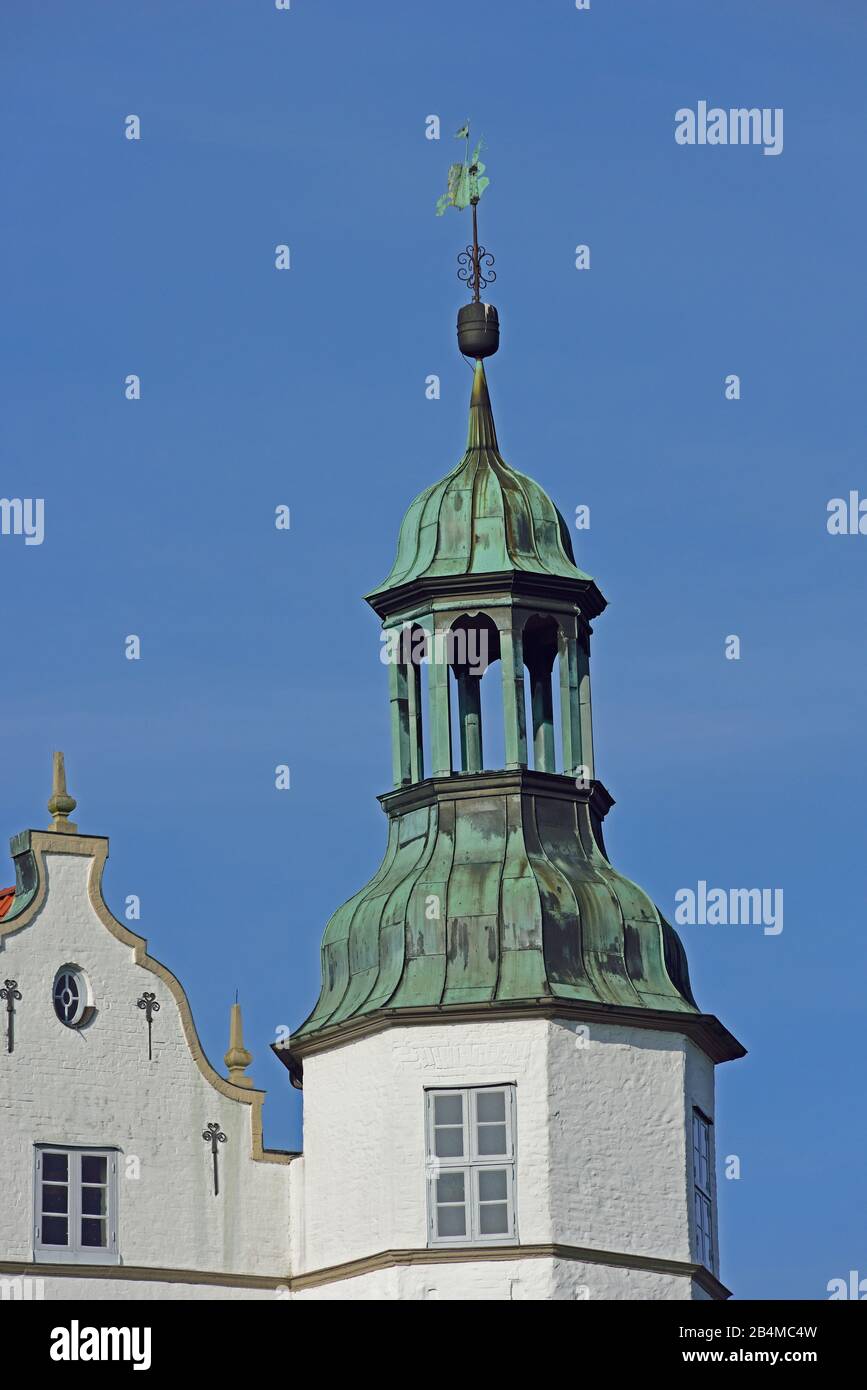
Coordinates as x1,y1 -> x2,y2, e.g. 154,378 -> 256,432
466,358 -> 498,452
224,1000 -> 253,1088
47,752 -> 78,834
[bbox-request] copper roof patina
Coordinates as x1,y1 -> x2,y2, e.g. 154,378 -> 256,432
293,773 -> 701,1038
285,363 -> 744,1071
366,361 -> 596,610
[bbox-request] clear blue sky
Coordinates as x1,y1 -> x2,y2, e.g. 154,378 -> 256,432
2,1 -> 865,1300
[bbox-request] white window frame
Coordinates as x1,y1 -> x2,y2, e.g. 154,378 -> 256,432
425,1085 -> 517,1247
34,1146 -> 119,1265
691,1108 -> 715,1272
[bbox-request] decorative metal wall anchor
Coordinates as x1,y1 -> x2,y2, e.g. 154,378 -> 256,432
202,1122 -> 226,1196
0,980 -> 21,1054
136,991 -> 160,1061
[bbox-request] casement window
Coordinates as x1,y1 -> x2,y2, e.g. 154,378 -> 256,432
692,1109 -> 714,1271
34,1147 -> 119,1265
425,1086 -> 517,1246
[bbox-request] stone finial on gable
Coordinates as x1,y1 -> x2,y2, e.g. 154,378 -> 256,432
47,751 -> 78,834
225,999 -> 253,1088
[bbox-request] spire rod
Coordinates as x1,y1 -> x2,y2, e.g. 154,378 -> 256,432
47,751 -> 78,834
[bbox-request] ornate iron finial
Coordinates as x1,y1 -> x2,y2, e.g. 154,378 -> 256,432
47,751 -> 78,834
202,1122 -> 227,1196
436,122 -> 495,303
436,123 -> 499,360
224,1000 -> 253,1088
0,980 -> 22,1054
136,991 -> 160,1061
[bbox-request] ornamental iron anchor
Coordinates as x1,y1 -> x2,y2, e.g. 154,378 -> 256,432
136,991 -> 160,1061
0,980 -> 21,1054
202,1122 -> 227,1196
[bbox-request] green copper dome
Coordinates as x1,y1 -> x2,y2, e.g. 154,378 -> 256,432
292,775 -> 701,1045
366,361 -> 591,606
281,352 -> 745,1075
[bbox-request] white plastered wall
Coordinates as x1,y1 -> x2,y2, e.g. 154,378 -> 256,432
0,846 -> 292,1298
292,1015 -> 718,1300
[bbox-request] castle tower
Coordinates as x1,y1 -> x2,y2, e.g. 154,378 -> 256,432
278,218 -> 744,1302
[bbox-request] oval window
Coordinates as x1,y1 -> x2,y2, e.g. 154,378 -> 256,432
53,967 -> 88,1027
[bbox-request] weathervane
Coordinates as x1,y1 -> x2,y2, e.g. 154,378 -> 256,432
437,122 -> 500,361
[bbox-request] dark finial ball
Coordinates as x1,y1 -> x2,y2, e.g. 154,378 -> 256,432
457,302 -> 500,359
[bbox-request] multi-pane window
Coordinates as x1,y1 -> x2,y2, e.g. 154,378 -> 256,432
34,1148 -> 118,1264
692,1109 -> 714,1270
425,1086 -> 516,1246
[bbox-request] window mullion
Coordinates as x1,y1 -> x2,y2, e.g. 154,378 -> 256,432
71,1152 -> 81,1257
110,1155 -> 117,1251
468,1165 -> 478,1243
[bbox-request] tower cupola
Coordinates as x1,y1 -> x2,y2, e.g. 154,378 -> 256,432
280,130 -> 743,1077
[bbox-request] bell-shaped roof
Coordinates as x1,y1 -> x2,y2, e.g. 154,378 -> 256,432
366,361 -> 594,607
287,776 -> 743,1064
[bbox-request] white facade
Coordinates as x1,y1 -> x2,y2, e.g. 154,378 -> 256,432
0,825 -> 728,1302
289,1018 -> 721,1300
0,830 -> 292,1301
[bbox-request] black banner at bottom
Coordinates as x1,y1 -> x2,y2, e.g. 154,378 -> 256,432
3,1295 -> 862,1375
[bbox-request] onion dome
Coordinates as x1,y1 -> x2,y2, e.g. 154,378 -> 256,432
366,361 -> 605,620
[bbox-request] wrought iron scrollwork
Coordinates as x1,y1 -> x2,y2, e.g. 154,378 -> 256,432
0,980 -> 21,1054
202,1121 -> 227,1196
458,244 -> 496,298
136,991 -> 160,1061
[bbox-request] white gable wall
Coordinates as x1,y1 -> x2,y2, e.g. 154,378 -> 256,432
0,839 -> 292,1299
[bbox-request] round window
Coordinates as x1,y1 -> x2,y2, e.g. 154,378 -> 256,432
53,967 -> 88,1027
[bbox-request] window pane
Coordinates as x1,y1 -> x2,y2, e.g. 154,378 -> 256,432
436,1205 -> 466,1238
479,1203 -> 509,1235
434,1127 -> 464,1158
81,1217 -> 107,1248
436,1172 -> 465,1204
81,1185 -> 107,1216
434,1094 -> 463,1126
478,1169 -> 507,1202
695,1192 -> 713,1266
81,1155 -> 107,1185
42,1183 -> 68,1213
53,972 -> 80,1024
477,1123 -> 507,1156
476,1091 -> 505,1123
43,1152 -> 68,1182
41,1215 -> 68,1245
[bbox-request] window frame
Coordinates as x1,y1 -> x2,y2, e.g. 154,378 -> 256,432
425,1085 -> 517,1248
691,1108 -> 715,1272
33,1146 -> 119,1265
51,965 -> 94,1029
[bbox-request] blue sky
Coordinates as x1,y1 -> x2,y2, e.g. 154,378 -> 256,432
2,1 -> 865,1299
